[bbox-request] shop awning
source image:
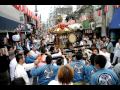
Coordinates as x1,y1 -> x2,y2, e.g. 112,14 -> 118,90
13,5 -> 40,21
0,16 -> 21,32
109,8 -> 120,29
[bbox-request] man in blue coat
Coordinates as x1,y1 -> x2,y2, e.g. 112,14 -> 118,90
30,55 -> 58,85
70,52 -> 86,83
24,50 -> 36,64
84,54 -> 97,84
90,55 -> 119,85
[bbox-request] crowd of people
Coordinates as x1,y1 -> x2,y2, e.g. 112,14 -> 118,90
0,32 -> 120,85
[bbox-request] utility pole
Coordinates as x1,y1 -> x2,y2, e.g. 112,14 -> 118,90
101,5 -> 107,37
35,5 -> 38,29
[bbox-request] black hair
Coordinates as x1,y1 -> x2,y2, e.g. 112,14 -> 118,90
92,48 -> 99,54
101,47 -> 107,50
16,54 -> 23,63
83,40 -> 87,43
102,36 -> 106,39
57,57 -> 64,66
7,45 -> 12,51
11,77 -> 25,85
24,50 -> 30,56
49,46 -> 54,53
46,55 -> 52,64
94,55 -> 107,68
75,52 -> 83,60
0,43 -> 4,48
41,47 -> 46,54
90,54 -> 97,66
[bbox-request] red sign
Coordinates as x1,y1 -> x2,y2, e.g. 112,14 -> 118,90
98,10 -> 101,16
104,5 -> 109,13
13,5 -> 38,21
13,5 -> 20,10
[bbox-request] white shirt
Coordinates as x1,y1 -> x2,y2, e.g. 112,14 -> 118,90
9,57 -> 17,81
29,50 -> 40,58
99,51 -> 111,69
49,35 -> 55,43
51,52 -> 62,58
51,52 -> 68,64
63,58 -> 67,65
48,80 -> 73,85
87,40 -> 92,47
26,41 -> 30,50
41,54 -> 47,62
80,41 -> 84,46
14,63 -> 35,85
114,43 -> 120,57
53,58 -> 68,66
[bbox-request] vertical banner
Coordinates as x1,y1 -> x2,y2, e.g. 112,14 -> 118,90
98,10 -> 101,16
104,5 -> 109,13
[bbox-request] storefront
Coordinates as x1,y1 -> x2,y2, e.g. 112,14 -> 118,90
0,5 -> 24,44
109,8 -> 120,45
0,5 -> 23,32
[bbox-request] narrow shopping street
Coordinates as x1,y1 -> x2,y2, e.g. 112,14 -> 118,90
0,5 -> 120,85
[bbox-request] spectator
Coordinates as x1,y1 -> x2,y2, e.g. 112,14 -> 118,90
29,45 -> 40,58
99,47 -> 112,69
92,39 -> 97,48
0,44 -> 10,85
86,36 -> 92,47
9,45 -> 17,82
14,54 -> 38,85
39,39 -> 46,51
89,47 -> 99,65
25,38 -> 31,51
112,38 -> 120,65
106,38 -> 114,63
82,53 -> 89,65
48,65 -> 74,85
16,42 -> 23,51
49,46 -> 55,54
30,55 -> 59,85
102,36 -> 107,47
90,55 -> 119,85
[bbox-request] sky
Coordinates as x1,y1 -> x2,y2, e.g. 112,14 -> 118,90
27,5 -> 77,23
27,5 -> 56,23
